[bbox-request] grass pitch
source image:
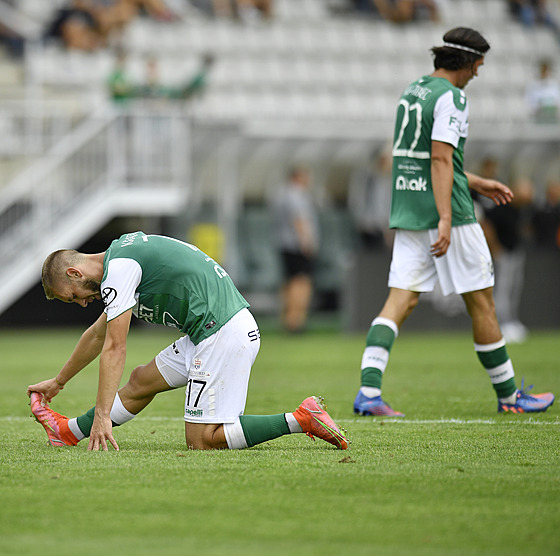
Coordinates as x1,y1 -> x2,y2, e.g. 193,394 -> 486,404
1,326 -> 558,556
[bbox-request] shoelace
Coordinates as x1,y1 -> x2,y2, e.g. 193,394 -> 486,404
517,377 -> 536,399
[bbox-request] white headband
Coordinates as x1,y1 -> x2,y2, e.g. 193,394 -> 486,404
443,41 -> 485,57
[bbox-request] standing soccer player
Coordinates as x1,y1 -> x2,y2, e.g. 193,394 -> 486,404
27,231 -> 348,451
353,27 -> 554,417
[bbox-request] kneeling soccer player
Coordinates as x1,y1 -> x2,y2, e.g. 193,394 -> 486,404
27,232 -> 348,451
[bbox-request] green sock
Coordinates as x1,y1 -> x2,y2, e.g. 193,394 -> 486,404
475,340 -> 517,399
76,407 -> 96,437
75,406 -> 122,438
362,368 -> 383,389
239,414 -> 290,448
361,318 -> 397,389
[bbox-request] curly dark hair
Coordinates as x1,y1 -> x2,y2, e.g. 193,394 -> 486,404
431,27 -> 490,71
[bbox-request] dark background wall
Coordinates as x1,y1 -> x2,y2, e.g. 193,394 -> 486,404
1,226 -> 559,333
342,249 -> 560,332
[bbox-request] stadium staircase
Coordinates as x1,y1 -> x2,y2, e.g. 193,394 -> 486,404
0,107 -> 190,316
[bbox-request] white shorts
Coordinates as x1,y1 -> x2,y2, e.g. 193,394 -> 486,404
155,308 -> 261,424
388,223 -> 494,296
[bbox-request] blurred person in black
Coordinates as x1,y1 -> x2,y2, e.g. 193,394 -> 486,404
483,177 -> 536,343
348,145 -> 393,251
532,179 -> 560,249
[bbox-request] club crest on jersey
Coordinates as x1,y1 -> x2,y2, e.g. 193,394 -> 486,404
194,358 -> 202,370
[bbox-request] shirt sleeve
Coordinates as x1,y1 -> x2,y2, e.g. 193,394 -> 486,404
101,258 -> 142,322
431,90 -> 469,148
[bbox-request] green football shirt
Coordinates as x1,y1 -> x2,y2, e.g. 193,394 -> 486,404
101,232 -> 249,345
389,75 -> 477,230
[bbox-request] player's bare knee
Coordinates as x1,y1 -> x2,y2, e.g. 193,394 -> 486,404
462,288 -> 495,317
185,434 -> 215,451
185,438 -> 215,450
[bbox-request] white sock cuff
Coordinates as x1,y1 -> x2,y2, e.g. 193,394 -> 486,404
285,412 -> 303,434
474,338 -> 506,352
371,317 -> 399,337
223,419 -> 248,450
109,393 -> 136,425
68,418 -> 86,441
499,391 -> 518,404
360,386 -> 382,398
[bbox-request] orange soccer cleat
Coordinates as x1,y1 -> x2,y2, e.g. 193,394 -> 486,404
29,392 -> 78,447
293,396 -> 348,450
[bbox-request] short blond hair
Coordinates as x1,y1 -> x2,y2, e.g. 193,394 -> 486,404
41,249 -> 81,300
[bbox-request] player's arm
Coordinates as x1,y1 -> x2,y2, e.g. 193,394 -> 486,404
26,312 -> 108,402
430,140 -> 454,257
466,171 -> 513,206
88,308 -> 133,452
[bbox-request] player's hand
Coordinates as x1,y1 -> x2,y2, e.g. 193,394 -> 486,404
88,415 -> 119,452
431,219 -> 451,257
26,378 -> 63,403
473,178 -> 513,206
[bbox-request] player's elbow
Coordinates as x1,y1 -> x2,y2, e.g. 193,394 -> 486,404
431,153 -> 453,169
101,339 -> 127,362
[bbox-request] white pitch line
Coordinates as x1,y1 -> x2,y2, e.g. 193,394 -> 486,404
338,417 -> 560,426
6,416 -> 560,425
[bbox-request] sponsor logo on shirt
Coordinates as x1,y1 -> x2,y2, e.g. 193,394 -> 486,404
398,161 -> 422,173
163,311 -> 181,329
395,175 -> 428,192
190,369 -> 210,379
449,116 -> 467,134
101,287 -> 117,307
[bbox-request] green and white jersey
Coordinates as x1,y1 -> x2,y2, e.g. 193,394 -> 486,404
101,232 -> 249,345
389,75 -> 477,230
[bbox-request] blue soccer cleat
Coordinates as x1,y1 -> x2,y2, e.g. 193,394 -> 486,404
353,390 -> 405,417
498,380 -> 555,414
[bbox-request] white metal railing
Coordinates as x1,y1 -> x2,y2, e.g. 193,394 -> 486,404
0,105 -> 191,316
0,98 -> 96,158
